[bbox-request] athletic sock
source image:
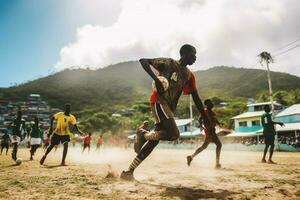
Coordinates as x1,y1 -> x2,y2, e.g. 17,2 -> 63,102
128,157 -> 142,171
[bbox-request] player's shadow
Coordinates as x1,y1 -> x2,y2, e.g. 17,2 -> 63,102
138,182 -> 239,200
43,164 -> 74,168
162,186 -> 239,200
43,164 -> 64,168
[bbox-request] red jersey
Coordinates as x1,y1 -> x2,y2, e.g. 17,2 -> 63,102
84,135 -> 92,145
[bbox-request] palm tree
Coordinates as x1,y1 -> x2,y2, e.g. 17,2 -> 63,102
258,51 -> 275,117
259,51 -> 279,146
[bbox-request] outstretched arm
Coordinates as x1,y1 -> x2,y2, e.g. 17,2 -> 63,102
272,120 -> 284,127
191,91 -> 210,128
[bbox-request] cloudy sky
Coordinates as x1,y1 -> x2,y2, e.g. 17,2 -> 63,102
1,0 -> 300,87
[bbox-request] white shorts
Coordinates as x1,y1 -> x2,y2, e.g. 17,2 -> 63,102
30,138 -> 42,145
10,135 -> 21,144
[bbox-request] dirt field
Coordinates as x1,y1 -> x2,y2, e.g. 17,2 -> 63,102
0,146 -> 299,200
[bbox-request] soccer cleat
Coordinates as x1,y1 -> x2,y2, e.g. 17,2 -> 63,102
215,163 -> 222,169
186,156 -> 193,166
40,155 -> 46,165
261,159 -> 267,163
120,170 -> 135,181
134,129 -> 147,154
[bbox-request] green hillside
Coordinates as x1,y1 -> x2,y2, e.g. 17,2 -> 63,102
1,63 -> 300,112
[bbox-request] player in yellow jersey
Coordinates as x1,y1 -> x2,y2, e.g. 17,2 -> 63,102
40,104 -> 84,166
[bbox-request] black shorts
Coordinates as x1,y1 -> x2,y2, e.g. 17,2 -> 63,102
51,134 -> 70,145
151,103 -> 174,124
1,143 -> 9,148
264,134 -> 275,145
83,144 -> 90,148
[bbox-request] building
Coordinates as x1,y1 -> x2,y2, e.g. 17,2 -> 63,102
229,101 -> 283,137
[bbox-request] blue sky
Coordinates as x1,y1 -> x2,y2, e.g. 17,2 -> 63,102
0,1 -> 70,87
1,0 -> 300,87
0,0 -> 120,87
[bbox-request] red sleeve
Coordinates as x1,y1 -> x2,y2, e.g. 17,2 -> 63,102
183,72 -> 197,95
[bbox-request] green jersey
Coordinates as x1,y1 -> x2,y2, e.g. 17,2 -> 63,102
12,118 -> 26,137
30,125 -> 43,139
261,113 -> 276,136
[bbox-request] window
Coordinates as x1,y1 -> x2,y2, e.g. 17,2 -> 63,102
252,120 -> 260,126
239,121 -> 247,127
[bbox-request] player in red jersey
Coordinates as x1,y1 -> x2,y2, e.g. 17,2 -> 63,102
120,44 -> 211,180
187,99 -> 223,168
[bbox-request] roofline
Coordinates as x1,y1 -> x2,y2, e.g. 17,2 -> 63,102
247,101 -> 281,107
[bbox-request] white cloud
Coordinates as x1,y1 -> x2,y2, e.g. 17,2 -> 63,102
55,0 -> 300,75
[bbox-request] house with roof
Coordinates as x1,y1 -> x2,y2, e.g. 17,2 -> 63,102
228,102 -> 284,137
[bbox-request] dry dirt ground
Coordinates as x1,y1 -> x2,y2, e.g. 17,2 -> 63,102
0,146 -> 299,200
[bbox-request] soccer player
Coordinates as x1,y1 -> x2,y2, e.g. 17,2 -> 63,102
120,44 -> 211,180
134,121 -> 150,153
82,132 -> 92,153
29,116 -> 43,160
261,105 -> 284,164
186,99 -> 223,168
10,110 -> 27,161
1,132 -> 10,155
40,104 -> 84,166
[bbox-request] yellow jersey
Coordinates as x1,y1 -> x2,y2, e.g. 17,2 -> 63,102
54,112 -> 77,135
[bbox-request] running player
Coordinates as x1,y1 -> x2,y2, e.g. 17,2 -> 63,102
261,105 -> 284,164
40,104 -> 84,166
82,132 -> 92,153
186,99 -> 223,168
10,111 -> 27,161
1,132 -> 10,155
134,121 -> 150,153
29,116 -> 43,160
120,44 -> 211,180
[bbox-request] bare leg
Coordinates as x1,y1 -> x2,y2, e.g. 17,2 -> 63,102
268,144 -> 276,163
61,142 -> 68,165
262,144 -> 269,162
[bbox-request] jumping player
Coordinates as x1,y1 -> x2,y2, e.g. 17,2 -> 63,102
186,99 -> 223,168
1,132 -> 10,155
82,132 -> 92,153
120,44 -> 211,180
134,121 -> 150,153
29,116 -> 43,160
261,105 -> 284,164
40,104 -> 84,166
10,111 -> 27,161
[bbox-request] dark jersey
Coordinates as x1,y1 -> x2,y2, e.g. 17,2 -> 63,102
1,134 -> 9,144
12,118 -> 26,137
30,124 -> 43,139
149,58 -> 197,112
261,113 -> 276,136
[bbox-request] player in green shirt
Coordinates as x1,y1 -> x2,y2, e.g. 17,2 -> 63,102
30,117 -> 43,160
261,105 -> 284,164
10,111 -> 27,161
